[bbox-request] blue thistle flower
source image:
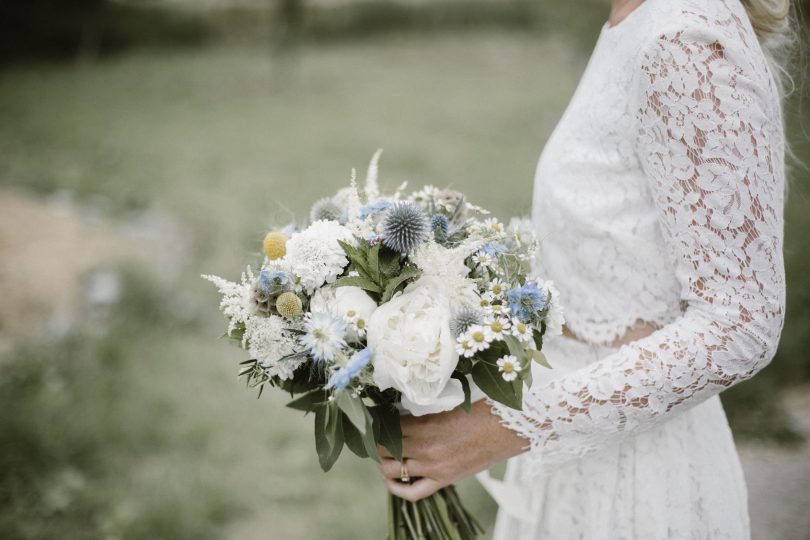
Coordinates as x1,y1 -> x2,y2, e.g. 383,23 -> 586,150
326,348 -> 373,390
380,202 -> 430,254
430,214 -> 450,236
358,200 -> 391,221
310,197 -> 346,224
506,281 -> 547,323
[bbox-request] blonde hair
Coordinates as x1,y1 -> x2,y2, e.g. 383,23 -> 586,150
740,0 -> 797,98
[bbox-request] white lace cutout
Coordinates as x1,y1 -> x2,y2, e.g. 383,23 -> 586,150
494,0 -> 785,478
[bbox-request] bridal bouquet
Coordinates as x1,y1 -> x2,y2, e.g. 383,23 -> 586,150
203,152 -> 562,539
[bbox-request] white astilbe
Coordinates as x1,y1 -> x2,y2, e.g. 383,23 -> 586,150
201,267 -> 254,337
244,315 -> 303,380
283,220 -> 354,294
364,148 -> 383,201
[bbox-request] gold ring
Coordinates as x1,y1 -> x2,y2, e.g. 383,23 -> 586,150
400,460 -> 410,483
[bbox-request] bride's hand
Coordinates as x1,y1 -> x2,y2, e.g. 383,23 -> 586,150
378,399 -> 527,502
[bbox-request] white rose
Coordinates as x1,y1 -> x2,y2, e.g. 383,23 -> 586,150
367,278 -> 464,416
310,285 -> 378,341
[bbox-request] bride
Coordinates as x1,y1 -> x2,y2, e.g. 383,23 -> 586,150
377,0 -> 792,537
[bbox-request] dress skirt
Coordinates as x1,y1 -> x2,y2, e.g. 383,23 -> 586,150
489,337 -> 751,540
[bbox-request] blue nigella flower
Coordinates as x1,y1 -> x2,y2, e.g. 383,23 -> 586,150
258,269 -> 295,295
479,242 -> 507,257
506,281 -> 547,323
300,312 -> 347,363
358,200 -> 392,221
326,348 -> 373,390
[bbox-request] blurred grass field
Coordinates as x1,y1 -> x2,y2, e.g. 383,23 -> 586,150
0,14 -> 808,540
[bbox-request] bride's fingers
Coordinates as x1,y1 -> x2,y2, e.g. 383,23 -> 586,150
377,445 -> 392,459
384,477 -> 444,503
379,457 -> 428,480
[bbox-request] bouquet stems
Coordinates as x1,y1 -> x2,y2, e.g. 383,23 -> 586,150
388,485 -> 483,540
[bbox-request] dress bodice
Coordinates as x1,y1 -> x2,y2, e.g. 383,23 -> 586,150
532,0 -> 784,346
493,0 -> 786,478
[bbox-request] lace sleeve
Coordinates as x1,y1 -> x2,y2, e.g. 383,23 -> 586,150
492,24 -> 786,476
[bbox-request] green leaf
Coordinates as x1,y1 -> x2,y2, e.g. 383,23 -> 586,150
370,405 -> 403,461
324,399 -> 340,447
368,242 -> 381,283
361,407 -> 380,463
381,265 -> 421,303
286,390 -> 329,412
342,415 -> 369,459
314,403 -> 344,472
334,275 -> 382,294
338,240 -> 373,280
379,248 -> 402,278
502,334 -> 527,362
471,361 -> 522,410
452,373 -> 472,413
532,328 -> 544,351
335,391 -> 367,435
529,349 -> 551,369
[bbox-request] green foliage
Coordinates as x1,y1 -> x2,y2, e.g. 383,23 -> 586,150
471,348 -> 523,410
370,405 -> 403,462
0,271 -> 234,540
337,239 -> 421,302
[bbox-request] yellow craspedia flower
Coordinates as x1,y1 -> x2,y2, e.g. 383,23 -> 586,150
263,231 -> 288,260
276,292 -> 303,319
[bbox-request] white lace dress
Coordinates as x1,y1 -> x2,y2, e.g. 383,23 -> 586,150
484,0 -> 786,538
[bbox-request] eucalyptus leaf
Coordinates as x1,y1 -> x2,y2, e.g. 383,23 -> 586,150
502,334 -> 527,362
336,391 -> 367,435
314,403 -> 344,471
342,415 -> 369,458
361,407 -> 380,463
530,349 -> 551,369
325,399 -> 340,447
451,373 -> 472,413
286,390 -> 329,412
370,405 -> 403,461
532,327 -> 544,351
471,361 -> 522,410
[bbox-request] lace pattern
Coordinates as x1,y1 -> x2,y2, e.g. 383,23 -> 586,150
494,0 -> 786,478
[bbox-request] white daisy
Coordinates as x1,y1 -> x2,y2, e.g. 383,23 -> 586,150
496,355 -> 522,382
300,311 -> 347,363
487,303 -> 508,316
482,218 -> 504,234
482,316 -> 511,341
344,309 -> 369,339
464,324 -> 492,352
511,319 -> 533,343
471,251 -> 494,268
487,278 -> 507,299
455,336 -> 477,358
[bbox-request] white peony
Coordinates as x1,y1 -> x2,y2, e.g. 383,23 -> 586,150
367,278 -> 464,416
283,220 -> 354,294
310,285 -> 378,341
